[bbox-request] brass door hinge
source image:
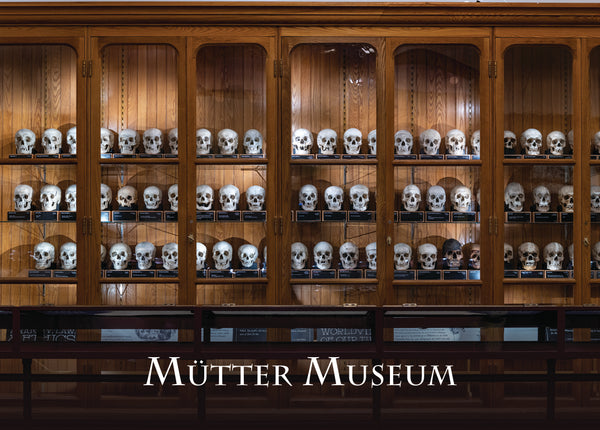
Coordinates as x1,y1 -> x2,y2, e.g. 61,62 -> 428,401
82,60 -> 92,78
488,61 -> 497,79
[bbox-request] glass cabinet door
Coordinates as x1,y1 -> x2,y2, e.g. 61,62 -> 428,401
0,42 -> 82,307
194,42 -> 273,306
283,41 -> 379,306
588,44 -> 600,305
93,41 -> 182,305
392,43 -> 484,305
500,43 -> 576,305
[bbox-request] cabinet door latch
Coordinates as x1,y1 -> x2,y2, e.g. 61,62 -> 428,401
488,61 -> 497,79
82,60 -> 92,78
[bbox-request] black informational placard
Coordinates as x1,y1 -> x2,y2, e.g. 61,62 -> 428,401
165,211 -> 178,222
560,212 -> 573,223
28,270 -> 51,277
139,153 -> 163,158
9,154 -> 32,158
234,269 -> 260,278
291,154 -> 314,160
53,270 -> 77,278
157,270 -> 178,278
196,211 -> 215,222
316,154 -> 340,160
131,270 -> 156,278
138,211 -> 163,222
196,269 -> 207,278
59,211 -> 76,221
443,270 -> 467,280
240,154 -> 264,159
312,269 -> 336,279
291,270 -> 311,279
217,211 -> 241,221
34,211 -> 58,221
296,210 -> 321,222
348,211 -> 375,222
534,212 -> 558,223
592,212 -> 600,223
504,270 -> 520,278
400,211 -> 424,222
394,270 -> 415,280
214,154 -> 237,159
365,270 -> 377,279
112,211 -> 137,222
338,269 -> 363,279
105,270 -> 130,278
323,211 -> 347,221
417,270 -> 441,280
425,211 -> 450,222
394,154 -> 417,160
468,270 -> 481,280
7,211 -> 31,221
234,328 -> 267,342
209,270 -> 233,278
419,154 -> 443,160
242,211 -> 266,222
35,153 -> 59,159
506,212 -> 531,222
520,270 -> 544,279
452,212 -> 476,222
342,154 -> 365,160
545,270 -> 571,279
446,155 -> 470,160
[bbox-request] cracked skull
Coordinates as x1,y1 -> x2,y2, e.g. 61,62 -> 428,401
117,186 -> 138,209
109,243 -> 131,270
504,243 -> 514,265
161,242 -> 178,270
299,184 -> 318,211
442,239 -> 463,269
246,185 -> 265,211
291,242 -> 308,270
196,242 -> 207,270
196,128 -> 212,155
66,126 -> 77,154
313,241 -> 333,270
243,129 -> 263,155
559,185 -> 574,212
543,242 -> 564,271
368,130 -> 376,155
238,244 -> 258,268
196,185 -> 214,210
446,129 -> 466,155
349,184 -> 369,211
394,243 -> 412,270
317,129 -> 337,155
168,184 -> 178,211
143,128 -> 163,154
504,130 -> 517,152
426,185 -> 446,212
33,242 -> 55,270
292,128 -> 313,155
59,242 -> 77,270
118,129 -> 140,154
100,184 -> 112,210
450,185 -> 472,212
417,243 -> 437,270
504,182 -> 525,212
212,241 -> 233,270
533,185 -> 551,212
471,130 -> 481,156
547,130 -> 566,156
339,242 -> 359,270
591,186 -> 600,213
219,184 -> 240,211
65,184 -> 76,212
324,185 -> 344,211
15,129 -> 35,154
394,130 -> 413,155
343,128 -> 362,154
419,129 -> 441,155
100,128 -> 114,154
366,242 -> 377,270
469,244 -> 481,270
41,128 -> 62,154
217,128 -> 238,155
401,184 -> 421,212
520,128 -> 543,155
143,186 -> 162,210
135,241 -> 156,270
518,242 -> 540,270
14,184 -> 33,211
39,184 -> 61,211
167,128 -> 178,155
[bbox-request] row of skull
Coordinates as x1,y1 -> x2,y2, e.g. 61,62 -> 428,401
14,184 -> 75,212
292,241 -> 375,271
300,184 -> 370,212
293,128 -> 377,155
32,242 -> 76,270
401,184 -> 477,213
391,240 -> 480,271
505,129 -> 573,156
14,128 -> 76,155
504,242 -> 572,271
504,183 -> 574,213
194,184 -> 264,211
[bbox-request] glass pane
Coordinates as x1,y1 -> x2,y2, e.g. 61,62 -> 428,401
590,47 -> 600,304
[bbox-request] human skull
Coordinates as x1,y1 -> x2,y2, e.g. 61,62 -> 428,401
402,184 -> 421,212
324,186 -> 344,211
217,128 -> 238,155
100,244 -> 106,264
143,186 -> 162,210
196,185 -> 214,210
313,241 -> 333,270
100,128 -> 114,154
33,242 -> 55,270
246,185 -> 265,211
196,242 -> 207,270
66,126 -> 77,154
39,184 -> 61,211
14,129 -> 35,154
135,241 -> 156,270
142,128 -> 163,154
368,130 -> 376,155
238,244 -> 258,268
161,242 -> 178,270
591,186 -> 600,213
365,242 -> 377,270
317,129 -> 337,155
292,128 -> 313,155
504,130 -> 517,152
568,243 -> 574,268
299,184 -> 318,211
65,184 -> 76,212
394,243 -> 412,270
59,242 -> 77,270
118,129 -> 140,154
167,128 -> 178,155
349,184 -> 369,211
469,244 -> 481,270
117,186 -> 138,209
543,242 -> 564,271
339,242 -> 359,270
520,128 -> 543,155
442,239 -> 463,269
243,129 -> 263,155
533,185 -> 551,212
518,242 -> 540,270
100,184 -> 112,210
219,184 -> 240,211
426,185 -> 446,212
417,243 -> 437,270
593,131 -> 600,154
291,242 -> 308,270
343,128 -> 362,154
109,243 -> 131,270
41,128 -> 62,154
394,130 -> 413,155
559,185 -> 574,212
167,184 -> 178,211
547,131 -> 566,156
196,128 -> 212,155
450,186 -> 472,212
445,129 -> 466,155
504,243 -> 514,265
593,242 -> 600,269
14,184 -> 33,211
504,182 -> 525,212
568,130 -> 574,153
471,130 -> 481,155
212,241 -> 233,270
419,129 -> 441,155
